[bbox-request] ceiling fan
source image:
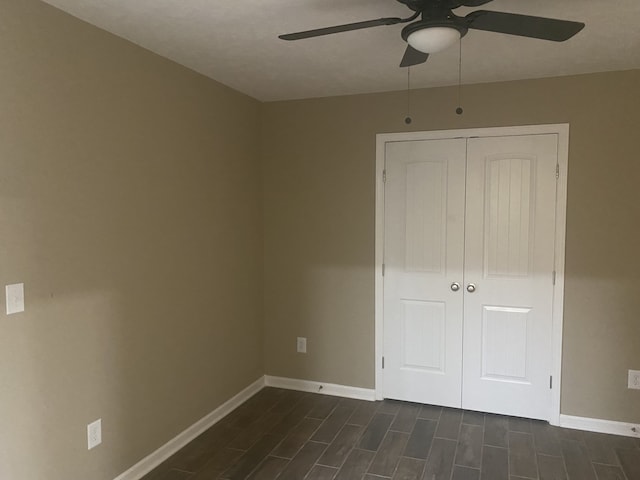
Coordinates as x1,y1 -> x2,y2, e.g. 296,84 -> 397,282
279,0 -> 585,68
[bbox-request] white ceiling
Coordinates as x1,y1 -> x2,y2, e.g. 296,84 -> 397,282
40,0 -> 640,102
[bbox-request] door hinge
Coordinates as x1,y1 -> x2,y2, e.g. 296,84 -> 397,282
556,164 -> 560,179
552,270 -> 556,285
550,376 -> 553,389
382,356 -> 385,369
383,169 -> 387,183
382,264 -> 385,276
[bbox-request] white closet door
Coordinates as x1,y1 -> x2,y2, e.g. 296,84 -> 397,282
462,134 -> 558,420
383,139 -> 467,407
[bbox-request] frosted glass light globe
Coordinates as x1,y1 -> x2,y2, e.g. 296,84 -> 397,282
407,26 -> 461,53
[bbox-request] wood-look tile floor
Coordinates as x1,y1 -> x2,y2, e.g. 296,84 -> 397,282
143,388 -> 640,480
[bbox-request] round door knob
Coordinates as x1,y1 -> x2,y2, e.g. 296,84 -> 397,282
451,282 -> 460,292
466,284 -> 476,293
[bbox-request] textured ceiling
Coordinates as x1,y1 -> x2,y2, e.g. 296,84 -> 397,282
40,0 -> 640,101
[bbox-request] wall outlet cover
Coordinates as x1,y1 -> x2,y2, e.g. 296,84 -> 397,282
297,337 -> 307,354
628,370 -> 640,390
87,419 -> 102,450
5,283 -> 25,315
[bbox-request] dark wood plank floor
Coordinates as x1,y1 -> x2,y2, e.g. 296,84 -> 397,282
143,388 -> 640,480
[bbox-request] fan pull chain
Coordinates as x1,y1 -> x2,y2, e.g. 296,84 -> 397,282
456,38 -> 464,115
405,67 -> 412,125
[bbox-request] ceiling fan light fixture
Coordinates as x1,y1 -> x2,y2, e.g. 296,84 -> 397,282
407,26 -> 461,53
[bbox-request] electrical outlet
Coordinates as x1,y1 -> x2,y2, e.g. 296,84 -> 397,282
296,337 -> 307,354
628,370 -> 640,390
87,419 -> 102,450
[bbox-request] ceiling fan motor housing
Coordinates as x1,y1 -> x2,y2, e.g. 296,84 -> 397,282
397,0 -> 472,13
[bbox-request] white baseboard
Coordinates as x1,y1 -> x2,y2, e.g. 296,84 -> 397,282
264,375 -> 376,401
560,414 -> 640,438
114,376 -> 266,480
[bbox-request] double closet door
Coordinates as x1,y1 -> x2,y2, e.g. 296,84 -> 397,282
382,134 -> 558,420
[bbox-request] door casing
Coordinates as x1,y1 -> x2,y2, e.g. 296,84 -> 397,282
374,124 -> 569,425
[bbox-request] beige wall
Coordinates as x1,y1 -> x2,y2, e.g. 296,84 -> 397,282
0,1 -> 262,479
262,70 -> 640,424
2,1 -> 639,478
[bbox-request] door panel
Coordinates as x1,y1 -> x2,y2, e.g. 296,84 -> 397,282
462,134 -> 558,420
401,300 -> 446,372
485,156 -> 533,277
383,139 -> 466,407
481,306 -> 531,381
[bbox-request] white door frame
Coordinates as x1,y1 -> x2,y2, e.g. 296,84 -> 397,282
374,124 -> 569,425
